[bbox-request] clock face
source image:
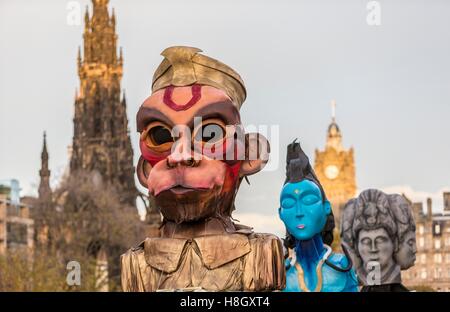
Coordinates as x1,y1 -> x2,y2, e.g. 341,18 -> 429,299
325,165 -> 339,180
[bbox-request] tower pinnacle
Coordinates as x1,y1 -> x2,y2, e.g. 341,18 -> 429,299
331,99 -> 336,123
38,131 -> 52,201
326,100 -> 343,152
80,0 -> 119,69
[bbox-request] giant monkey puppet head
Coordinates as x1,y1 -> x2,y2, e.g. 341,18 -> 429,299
136,46 -> 270,233
121,46 -> 284,292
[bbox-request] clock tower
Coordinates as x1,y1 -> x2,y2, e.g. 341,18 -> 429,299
314,101 -> 357,227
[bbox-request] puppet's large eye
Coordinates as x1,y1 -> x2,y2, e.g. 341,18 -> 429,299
141,122 -> 173,152
150,126 -> 173,145
193,119 -> 226,144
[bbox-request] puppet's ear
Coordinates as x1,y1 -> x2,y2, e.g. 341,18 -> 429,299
136,156 -> 152,188
239,133 -> 270,177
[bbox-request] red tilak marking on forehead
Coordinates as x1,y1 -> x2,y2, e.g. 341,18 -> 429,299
163,85 -> 202,111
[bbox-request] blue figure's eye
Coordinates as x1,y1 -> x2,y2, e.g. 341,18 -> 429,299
302,194 -> 320,205
281,198 -> 296,209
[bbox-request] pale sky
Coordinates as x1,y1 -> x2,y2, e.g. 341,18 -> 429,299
1,0 -> 449,236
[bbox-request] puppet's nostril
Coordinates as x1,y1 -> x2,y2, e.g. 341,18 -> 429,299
166,158 -> 177,169
183,157 -> 200,167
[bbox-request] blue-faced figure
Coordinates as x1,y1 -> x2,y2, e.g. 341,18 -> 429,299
279,141 -> 358,292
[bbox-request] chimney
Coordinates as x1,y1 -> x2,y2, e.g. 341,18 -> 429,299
427,197 -> 432,219
412,202 -> 424,219
444,192 -> 450,212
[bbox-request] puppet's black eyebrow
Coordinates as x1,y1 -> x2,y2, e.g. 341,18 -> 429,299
186,101 -> 241,128
137,101 -> 241,132
136,107 -> 174,132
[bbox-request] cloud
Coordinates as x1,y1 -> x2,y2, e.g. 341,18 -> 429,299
378,185 -> 450,213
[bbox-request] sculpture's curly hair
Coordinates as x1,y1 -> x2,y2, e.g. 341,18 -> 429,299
388,194 -> 416,243
282,140 -> 335,248
341,189 -> 398,251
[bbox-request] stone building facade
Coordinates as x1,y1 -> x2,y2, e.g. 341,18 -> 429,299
0,180 -> 34,255
402,192 -> 450,291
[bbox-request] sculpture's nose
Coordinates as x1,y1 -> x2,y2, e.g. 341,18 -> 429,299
370,241 -> 378,252
295,202 -> 305,218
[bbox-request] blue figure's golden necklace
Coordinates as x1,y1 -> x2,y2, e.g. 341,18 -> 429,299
293,244 -> 332,292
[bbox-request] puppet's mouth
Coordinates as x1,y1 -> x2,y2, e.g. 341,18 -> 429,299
296,224 -> 305,229
169,185 -> 209,195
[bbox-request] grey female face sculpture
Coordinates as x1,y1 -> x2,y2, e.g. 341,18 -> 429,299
357,227 -> 396,274
341,189 -> 417,287
341,189 -> 402,286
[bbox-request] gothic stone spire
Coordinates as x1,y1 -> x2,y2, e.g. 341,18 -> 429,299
70,0 -> 136,205
38,131 -> 52,201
